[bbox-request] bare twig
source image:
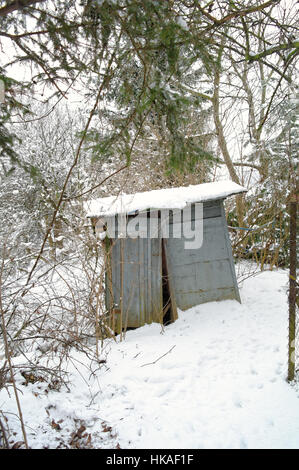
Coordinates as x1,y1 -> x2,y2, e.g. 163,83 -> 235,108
0,243 -> 29,449
0,0 -> 46,17
0,414 -> 9,449
22,39 -> 121,293
141,345 -> 176,367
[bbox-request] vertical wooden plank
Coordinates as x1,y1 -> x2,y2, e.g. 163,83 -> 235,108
162,238 -> 178,322
147,225 -> 152,325
119,238 -> 124,337
220,200 -> 241,303
123,238 -> 139,327
107,234 -> 163,330
139,237 -> 145,326
151,236 -> 163,324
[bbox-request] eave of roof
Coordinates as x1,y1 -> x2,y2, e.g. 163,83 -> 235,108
85,180 -> 247,218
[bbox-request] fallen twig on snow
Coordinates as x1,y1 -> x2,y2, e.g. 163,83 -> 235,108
140,345 -> 176,367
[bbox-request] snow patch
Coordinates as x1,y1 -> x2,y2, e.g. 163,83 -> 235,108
85,180 -> 246,217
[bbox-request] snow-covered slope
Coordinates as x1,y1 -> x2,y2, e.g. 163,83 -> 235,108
97,269 -> 299,449
1,268 -> 298,449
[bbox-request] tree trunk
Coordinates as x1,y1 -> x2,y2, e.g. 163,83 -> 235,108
213,56 -> 244,225
288,194 -> 297,381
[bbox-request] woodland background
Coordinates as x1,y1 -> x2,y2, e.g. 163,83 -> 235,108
0,0 -> 298,448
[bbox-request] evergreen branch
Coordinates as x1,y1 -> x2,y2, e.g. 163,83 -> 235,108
21,37 -> 121,292
14,38 -> 68,98
176,82 -> 213,101
0,22 -> 95,39
0,0 -> 46,17
66,165 -> 129,201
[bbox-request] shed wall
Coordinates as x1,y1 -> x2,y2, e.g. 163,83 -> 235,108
106,226 -> 163,330
164,200 -> 240,310
105,199 -> 240,330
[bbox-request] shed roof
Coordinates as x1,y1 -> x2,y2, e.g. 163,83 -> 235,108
85,180 -> 246,217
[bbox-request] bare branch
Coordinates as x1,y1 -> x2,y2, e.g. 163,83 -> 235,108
0,0 -> 46,17
248,40 -> 299,62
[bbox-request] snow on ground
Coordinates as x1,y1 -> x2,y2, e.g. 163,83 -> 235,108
1,268 -> 299,449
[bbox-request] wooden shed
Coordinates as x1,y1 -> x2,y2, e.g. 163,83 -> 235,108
86,181 -> 246,332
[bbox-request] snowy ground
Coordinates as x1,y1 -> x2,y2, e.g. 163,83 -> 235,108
1,267 -> 299,449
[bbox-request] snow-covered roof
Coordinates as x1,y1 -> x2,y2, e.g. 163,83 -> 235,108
85,180 -> 246,217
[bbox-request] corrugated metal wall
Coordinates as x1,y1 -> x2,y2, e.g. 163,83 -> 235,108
106,200 -> 240,330
106,215 -> 163,330
164,200 -> 240,310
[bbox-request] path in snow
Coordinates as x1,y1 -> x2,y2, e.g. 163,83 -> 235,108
97,270 -> 299,449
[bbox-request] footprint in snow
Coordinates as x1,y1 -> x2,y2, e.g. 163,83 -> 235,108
275,366 -> 283,375
234,400 -> 243,408
240,438 -> 248,449
256,383 -> 264,389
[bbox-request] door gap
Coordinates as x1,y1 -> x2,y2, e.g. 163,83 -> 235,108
161,238 -> 173,326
